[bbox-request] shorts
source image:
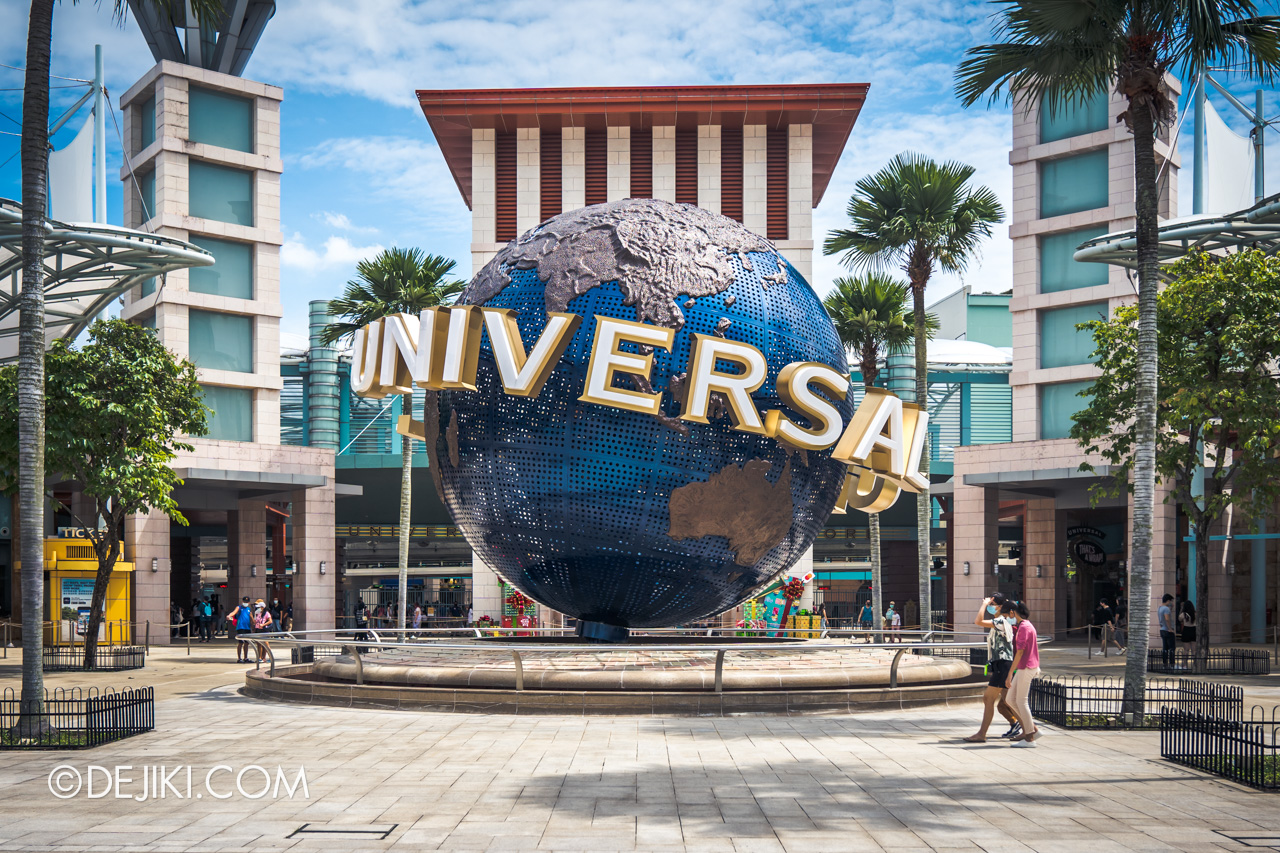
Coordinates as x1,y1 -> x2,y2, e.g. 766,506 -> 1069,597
987,658 -> 1013,689
233,628 -> 251,641
1181,627 -> 1196,643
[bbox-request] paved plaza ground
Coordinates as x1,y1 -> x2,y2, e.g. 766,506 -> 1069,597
0,642 -> 1277,852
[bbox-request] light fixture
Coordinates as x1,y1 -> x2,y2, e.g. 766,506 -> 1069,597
992,562 -> 1000,575
250,564 -> 257,577
1035,565 -> 1043,578
963,561 -> 970,576
150,557 -> 158,573
319,561 -> 327,575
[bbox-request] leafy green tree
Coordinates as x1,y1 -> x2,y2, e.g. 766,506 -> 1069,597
16,0 -> 219,730
823,274 -> 936,633
955,0 -> 1280,732
824,153 -> 1003,631
1072,249 -> 1280,673
322,248 -> 463,631
0,321 -> 207,674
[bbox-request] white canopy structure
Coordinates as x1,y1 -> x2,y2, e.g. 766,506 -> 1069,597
0,196 -> 212,361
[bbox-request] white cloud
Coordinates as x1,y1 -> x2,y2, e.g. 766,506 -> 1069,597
281,233 -> 385,272
314,211 -> 380,234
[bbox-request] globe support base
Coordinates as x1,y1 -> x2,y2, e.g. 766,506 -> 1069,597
575,621 -> 631,643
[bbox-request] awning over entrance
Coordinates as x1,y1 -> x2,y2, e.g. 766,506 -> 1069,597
962,464 -> 1115,497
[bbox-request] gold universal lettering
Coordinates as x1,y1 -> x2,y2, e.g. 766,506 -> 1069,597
763,362 -> 849,451
831,387 -> 905,477
351,320 -> 385,398
678,334 -> 768,435
481,308 -> 582,397
416,306 -> 484,391
378,312 -> 421,395
578,317 -> 675,416
831,468 -> 902,513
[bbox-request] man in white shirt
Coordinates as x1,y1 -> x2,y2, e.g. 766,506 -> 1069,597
1158,594 -> 1176,669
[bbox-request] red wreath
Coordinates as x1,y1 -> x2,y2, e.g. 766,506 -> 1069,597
505,590 -> 533,614
779,577 -> 806,635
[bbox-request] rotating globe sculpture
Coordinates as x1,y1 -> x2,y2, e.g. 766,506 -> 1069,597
425,198 -> 853,638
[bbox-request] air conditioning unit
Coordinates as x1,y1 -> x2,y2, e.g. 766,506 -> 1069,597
0,526 -> 10,538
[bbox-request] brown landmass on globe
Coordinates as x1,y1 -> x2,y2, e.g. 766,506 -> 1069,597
667,458 -> 793,566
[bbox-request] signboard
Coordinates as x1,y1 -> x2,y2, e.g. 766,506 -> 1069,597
60,577 -> 99,636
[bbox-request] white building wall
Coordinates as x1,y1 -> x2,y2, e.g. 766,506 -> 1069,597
471,128 -> 497,271
652,126 -> 676,203
742,124 -> 768,234
562,127 -> 586,211
697,124 -> 721,214
515,127 -> 540,235
607,126 -> 630,202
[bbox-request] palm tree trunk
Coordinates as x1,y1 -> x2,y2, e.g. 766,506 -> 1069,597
398,425 -> 412,632
911,280 -> 932,633
1123,96 -> 1160,719
16,0 -> 55,737
869,511 -> 884,637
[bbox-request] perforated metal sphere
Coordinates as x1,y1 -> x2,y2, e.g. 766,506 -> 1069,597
426,199 -> 851,628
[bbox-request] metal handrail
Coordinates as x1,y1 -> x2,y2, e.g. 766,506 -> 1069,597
243,630 -> 1023,693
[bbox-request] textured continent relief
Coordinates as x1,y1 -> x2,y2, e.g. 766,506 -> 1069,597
667,458 -> 794,567
460,198 -> 775,329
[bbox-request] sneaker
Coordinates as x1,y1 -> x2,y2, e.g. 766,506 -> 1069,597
1011,739 -> 1037,748
1000,724 -> 1022,739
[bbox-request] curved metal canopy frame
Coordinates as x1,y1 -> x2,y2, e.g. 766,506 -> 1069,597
1073,193 -> 1280,278
0,197 -> 212,361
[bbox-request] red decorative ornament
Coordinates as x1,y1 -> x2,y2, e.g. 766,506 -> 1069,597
505,590 -> 534,613
781,577 -> 805,602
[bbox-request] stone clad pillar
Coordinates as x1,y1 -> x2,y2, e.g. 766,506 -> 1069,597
697,124 -> 721,213
952,483 -> 1000,622
471,551 -> 504,624
291,484 -> 335,631
227,499 -> 267,610
1023,498 -> 1064,638
652,126 -> 675,203
125,509 -> 171,644
606,126 -> 630,202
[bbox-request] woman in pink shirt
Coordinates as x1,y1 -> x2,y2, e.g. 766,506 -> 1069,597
1005,600 -> 1042,746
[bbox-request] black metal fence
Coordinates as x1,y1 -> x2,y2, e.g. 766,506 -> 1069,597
1030,675 -> 1243,729
1161,706 -> 1280,790
1147,647 -> 1271,675
0,687 -> 154,750
42,645 -> 146,672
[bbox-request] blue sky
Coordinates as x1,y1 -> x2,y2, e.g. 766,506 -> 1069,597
3,0 -> 1279,345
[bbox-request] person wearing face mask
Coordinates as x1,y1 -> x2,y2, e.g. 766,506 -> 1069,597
1007,600 -> 1042,746
964,593 -> 1021,743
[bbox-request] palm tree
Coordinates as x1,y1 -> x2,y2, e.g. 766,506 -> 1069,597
823,274 -> 936,635
824,153 -> 1004,633
14,0 -> 219,738
322,248 -> 463,632
955,0 -> 1280,720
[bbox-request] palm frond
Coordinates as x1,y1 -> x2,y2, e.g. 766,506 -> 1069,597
321,247 -> 464,345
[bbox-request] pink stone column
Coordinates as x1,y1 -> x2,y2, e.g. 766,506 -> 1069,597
291,484 -> 335,631
952,482 -> 1000,624
1023,499 -> 1065,639
125,510 -> 171,644
227,499 -> 268,611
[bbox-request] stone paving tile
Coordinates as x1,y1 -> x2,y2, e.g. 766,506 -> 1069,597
2,683 -> 1279,853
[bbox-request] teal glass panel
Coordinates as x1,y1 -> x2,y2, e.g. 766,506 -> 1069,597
201,385 -> 253,442
189,309 -> 253,373
1040,150 -> 1109,218
188,86 -> 253,153
138,314 -> 156,331
1041,380 -> 1094,440
189,237 -> 253,299
140,95 -> 155,149
140,169 -> 155,221
188,161 -> 253,226
1040,89 -> 1108,144
1041,303 -> 1108,368
1040,227 -> 1109,293
140,277 -> 156,297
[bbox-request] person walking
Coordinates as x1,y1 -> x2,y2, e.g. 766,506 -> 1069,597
1158,594 -> 1177,670
886,602 -> 902,642
199,597 -> 213,643
858,601 -> 874,632
412,603 -> 423,636
1179,600 -> 1198,670
1090,598 -> 1114,653
1113,597 -> 1128,650
251,599 -> 274,662
227,596 -> 254,663
964,594 -> 1021,742
1007,601 -> 1042,747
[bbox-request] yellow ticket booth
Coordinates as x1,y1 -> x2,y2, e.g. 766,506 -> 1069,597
22,539 -> 135,646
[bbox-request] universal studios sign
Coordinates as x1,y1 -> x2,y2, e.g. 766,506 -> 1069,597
351,307 -> 929,514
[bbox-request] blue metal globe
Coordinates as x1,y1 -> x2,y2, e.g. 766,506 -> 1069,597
429,199 -> 851,629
